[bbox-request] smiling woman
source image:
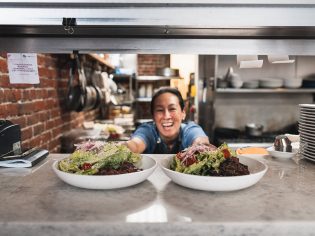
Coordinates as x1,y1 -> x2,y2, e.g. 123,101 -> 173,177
125,87 -> 212,154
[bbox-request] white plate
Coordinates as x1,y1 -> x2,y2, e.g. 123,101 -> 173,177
301,152 -> 315,161
303,156 -> 315,162
266,146 -> 298,159
299,117 -> 315,122
159,155 -> 267,192
299,122 -> 315,129
299,104 -> 315,109
52,155 -> 157,189
300,115 -> 315,120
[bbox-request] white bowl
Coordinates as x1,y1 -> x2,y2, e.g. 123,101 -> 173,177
259,78 -> 283,88
266,146 -> 298,159
159,155 -> 268,192
283,79 -> 302,88
243,80 -> 259,89
53,155 -> 157,189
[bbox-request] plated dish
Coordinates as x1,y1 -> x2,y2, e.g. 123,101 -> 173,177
53,142 -> 157,189
160,144 -> 268,191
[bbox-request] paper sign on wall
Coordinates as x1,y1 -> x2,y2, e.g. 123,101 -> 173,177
7,53 -> 39,84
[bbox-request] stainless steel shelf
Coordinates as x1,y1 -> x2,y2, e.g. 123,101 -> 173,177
136,76 -> 179,81
216,88 -> 315,93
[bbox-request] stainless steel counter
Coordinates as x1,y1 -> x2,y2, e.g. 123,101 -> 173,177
1,154 -> 315,236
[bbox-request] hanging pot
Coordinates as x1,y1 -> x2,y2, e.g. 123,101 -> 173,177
94,86 -> 103,109
66,57 -> 83,111
82,86 -> 99,111
245,123 -> 264,137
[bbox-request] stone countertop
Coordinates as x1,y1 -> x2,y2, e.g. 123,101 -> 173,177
0,154 -> 315,236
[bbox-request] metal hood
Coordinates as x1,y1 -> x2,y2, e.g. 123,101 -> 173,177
1,0 -> 315,54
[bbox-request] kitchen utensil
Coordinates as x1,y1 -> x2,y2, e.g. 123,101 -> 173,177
225,67 -> 243,88
66,56 -> 83,111
274,135 -> 292,152
245,123 -> 264,137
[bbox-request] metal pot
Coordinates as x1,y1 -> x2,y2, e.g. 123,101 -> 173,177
245,123 -> 264,137
156,67 -> 179,77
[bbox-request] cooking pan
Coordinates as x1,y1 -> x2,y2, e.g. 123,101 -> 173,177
74,54 -> 100,112
82,86 -> 99,111
94,86 -> 103,109
66,58 -> 83,111
245,123 -> 264,137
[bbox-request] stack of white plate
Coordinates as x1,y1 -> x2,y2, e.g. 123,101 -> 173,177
299,104 -> 315,162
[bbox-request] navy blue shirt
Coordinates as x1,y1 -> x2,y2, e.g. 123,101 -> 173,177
131,121 -> 208,154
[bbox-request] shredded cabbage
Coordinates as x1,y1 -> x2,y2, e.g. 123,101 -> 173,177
58,142 -> 141,175
170,143 -> 236,176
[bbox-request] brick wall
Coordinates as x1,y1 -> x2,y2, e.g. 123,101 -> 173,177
136,54 -> 171,119
137,54 -> 170,75
0,53 -> 100,153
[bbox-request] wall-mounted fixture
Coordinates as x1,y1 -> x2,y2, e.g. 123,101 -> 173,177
268,55 -> 295,64
237,55 -> 263,69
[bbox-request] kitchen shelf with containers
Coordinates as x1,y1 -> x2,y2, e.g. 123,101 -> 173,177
215,77 -> 315,93
134,75 -> 175,122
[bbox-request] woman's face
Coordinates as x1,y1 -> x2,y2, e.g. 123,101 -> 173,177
152,92 -> 186,142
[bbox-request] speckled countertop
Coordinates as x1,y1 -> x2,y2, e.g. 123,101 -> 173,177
0,154 -> 315,236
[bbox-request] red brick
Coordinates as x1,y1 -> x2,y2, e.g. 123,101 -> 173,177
45,120 -> 55,129
41,131 -> 52,142
18,102 -> 34,115
52,126 -> 62,137
5,103 -> 19,116
37,55 -> 45,65
10,116 -> 27,128
39,111 -> 50,122
55,117 -> 64,127
11,84 -> 34,89
51,108 -> 61,118
22,140 -> 30,150
12,89 -> 22,102
29,136 -> 41,147
35,89 -> 44,99
38,67 -> 50,78
0,104 -> 5,117
26,114 -> 39,126
34,100 -> 45,111
0,53 -> 7,59
0,75 -> 10,87
33,123 -> 44,135
21,126 -> 33,140
0,59 -> 8,73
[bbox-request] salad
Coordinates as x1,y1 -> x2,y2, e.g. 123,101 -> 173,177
58,141 -> 141,175
170,143 -> 250,176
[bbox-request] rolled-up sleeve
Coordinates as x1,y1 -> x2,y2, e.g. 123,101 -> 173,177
131,123 -> 156,153
182,122 -> 208,147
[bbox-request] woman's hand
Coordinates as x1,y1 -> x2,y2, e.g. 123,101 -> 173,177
192,136 -> 211,146
124,137 -> 146,154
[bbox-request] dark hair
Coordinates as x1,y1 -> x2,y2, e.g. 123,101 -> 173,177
150,87 -> 185,114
